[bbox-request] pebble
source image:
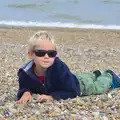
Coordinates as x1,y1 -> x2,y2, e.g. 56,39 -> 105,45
0,44 -> 120,119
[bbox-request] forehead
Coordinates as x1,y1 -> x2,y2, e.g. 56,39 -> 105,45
35,40 -> 55,50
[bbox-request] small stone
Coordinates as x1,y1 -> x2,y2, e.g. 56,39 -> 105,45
103,115 -> 108,120
1,37 -> 120,119
48,112 -> 57,117
108,93 -> 113,99
0,101 -> 4,106
71,114 -> 77,120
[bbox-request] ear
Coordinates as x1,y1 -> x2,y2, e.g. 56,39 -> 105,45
28,51 -> 34,59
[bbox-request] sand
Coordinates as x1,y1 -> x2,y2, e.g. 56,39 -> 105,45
0,26 -> 120,119
1,26 -> 120,71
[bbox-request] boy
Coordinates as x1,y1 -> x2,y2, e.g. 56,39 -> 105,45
17,31 -> 80,104
17,31 -> 120,104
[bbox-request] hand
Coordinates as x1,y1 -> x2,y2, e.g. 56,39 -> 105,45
37,94 -> 53,103
17,91 -> 32,104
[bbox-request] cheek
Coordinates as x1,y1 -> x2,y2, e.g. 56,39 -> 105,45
49,58 -> 55,65
33,57 -> 55,66
34,57 -> 43,64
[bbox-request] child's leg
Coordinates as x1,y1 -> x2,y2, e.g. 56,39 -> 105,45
94,71 -> 113,94
76,71 -> 113,96
76,73 -> 97,96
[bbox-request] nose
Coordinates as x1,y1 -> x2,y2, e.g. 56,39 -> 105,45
44,53 -> 49,58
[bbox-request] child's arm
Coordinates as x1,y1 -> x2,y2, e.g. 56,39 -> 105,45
50,89 -> 79,100
17,70 -> 33,101
49,58 -> 81,100
17,91 -> 32,104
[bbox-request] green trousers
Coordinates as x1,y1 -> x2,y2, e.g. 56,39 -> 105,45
76,71 -> 113,96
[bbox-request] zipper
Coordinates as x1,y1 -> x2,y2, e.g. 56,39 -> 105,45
44,70 -> 47,94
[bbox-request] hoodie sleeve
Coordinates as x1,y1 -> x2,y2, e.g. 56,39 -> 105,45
16,69 -> 31,100
49,58 -> 81,100
50,88 -> 79,100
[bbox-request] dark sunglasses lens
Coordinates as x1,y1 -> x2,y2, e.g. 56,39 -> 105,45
34,50 -> 57,57
48,51 -> 57,57
35,50 -> 46,57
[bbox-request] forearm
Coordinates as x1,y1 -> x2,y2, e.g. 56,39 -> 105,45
17,88 -> 32,100
17,91 -> 32,104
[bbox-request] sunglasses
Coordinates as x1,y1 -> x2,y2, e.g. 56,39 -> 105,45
34,49 -> 57,57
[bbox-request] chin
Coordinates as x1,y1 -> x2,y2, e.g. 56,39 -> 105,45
42,65 -> 51,69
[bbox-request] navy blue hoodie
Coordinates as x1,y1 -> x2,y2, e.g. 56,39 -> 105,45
17,57 -> 81,100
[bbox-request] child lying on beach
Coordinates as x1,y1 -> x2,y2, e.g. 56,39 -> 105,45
17,31 -> 120,104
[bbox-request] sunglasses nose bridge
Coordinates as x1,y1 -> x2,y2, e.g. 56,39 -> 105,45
44,52 -> 49,57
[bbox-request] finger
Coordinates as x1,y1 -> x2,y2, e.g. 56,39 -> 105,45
46,99 -> 51,103
21,99 -> 27,104
46,99 -> 49,103
17,99 -> 23,104
37,97 -> 42,102
23,99 -> 29,103
37,95 -> 42,102
47,97 -> 53,103
28,99 -> 31,103
22,100 -> 26,104
28,98 -> 32,102
17,99 -> 22,104
25,98 -> 29,102
37,95 -> 41,101
38,97 -> 47,103
17,100 -> 20,104
39,95 -> 47,103
40,98 -> 47,103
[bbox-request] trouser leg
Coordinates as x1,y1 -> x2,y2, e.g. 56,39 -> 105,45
94,71 -> 113,94
76,71 -> 113,96
76,73 -> 96,96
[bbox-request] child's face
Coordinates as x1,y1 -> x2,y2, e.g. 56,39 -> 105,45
29,40 -> 56,69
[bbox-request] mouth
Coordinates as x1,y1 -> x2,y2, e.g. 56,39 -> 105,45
43,60 -> 49,62
42,61 -> 50,64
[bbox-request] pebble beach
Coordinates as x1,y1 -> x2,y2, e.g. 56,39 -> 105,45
0,26 -> 120,120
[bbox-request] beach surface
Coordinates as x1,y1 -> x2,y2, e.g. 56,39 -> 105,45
0,26 -> 120,119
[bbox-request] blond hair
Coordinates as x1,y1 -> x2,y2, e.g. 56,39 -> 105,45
28,31 -> 56,51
